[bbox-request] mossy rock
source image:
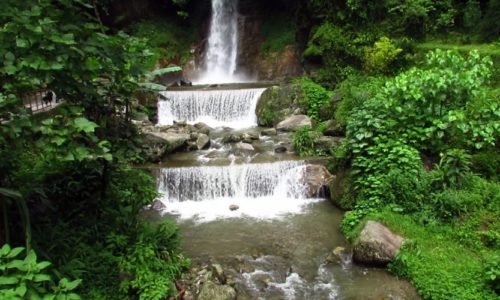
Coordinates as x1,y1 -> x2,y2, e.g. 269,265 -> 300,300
255,84 -> 305,127
329,169 -> 355,210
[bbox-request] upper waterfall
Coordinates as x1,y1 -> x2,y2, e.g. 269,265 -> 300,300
158,88 -> 264,129
198,0 -> 244,84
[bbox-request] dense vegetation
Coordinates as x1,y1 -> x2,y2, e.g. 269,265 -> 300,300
288,1 -> 499,299
0,0 -> 188,298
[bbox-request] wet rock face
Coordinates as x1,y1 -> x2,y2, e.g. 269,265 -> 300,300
353,221 -> 405,266
276,115 -> 312,132
300,165 -> 334,198
255,85 -> 304,127
136,122 -> 213,162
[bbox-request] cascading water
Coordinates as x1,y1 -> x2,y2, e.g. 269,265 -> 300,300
157,88 -> 264,128
156,161 -> 322,221
198,0 -> 242,83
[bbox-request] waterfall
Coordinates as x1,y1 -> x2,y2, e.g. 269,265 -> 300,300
158,88 -> 264,128
156,161 -> 321,221
199,0 -> 241,83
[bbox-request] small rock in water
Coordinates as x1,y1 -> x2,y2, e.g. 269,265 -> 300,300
174,120 -> 187,126
211,263 -> 226,284
274,145 -> 287,153
261,128 -> 277,136
229,204 -> 239,211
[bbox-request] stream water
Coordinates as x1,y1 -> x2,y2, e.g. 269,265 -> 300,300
150,0 -> 419,297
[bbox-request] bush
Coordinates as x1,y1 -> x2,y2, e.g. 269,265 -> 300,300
431,189 -> 483,220
294,77 -> 333,121
364,37 -> 403,74
333,75 -> 386,126
292,126 -> 321,156
0,245 -> 81,299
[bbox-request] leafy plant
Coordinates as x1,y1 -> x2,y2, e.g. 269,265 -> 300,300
292,126 -> 321,157
0,244 -> 81,299
294,77 -> 333,121
364,36 -> 403,74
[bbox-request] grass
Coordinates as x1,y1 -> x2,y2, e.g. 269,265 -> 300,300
351,209 -> 499,299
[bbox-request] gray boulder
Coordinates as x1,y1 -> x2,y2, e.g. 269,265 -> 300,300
276,115 -> 312,132
198,281 -> 236,300
353,221 -> 404,266
261,128 -> 277,136
221,134 -> 242,143
149,132 -> 190,153
197,134 -> 211,150
300,165 -> 333,198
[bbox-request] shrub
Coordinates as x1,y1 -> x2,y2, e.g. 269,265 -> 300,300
260,16 -> 295,56
0,245 -> 81,299
294,77 -> 333,121
292,126 -> 321,156
364,37 -> 403,74
431,189 -> 483,220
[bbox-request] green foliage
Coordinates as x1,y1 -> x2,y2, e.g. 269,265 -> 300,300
292,126 -> 322,157
304,22 -> 371,85
0,244 -> 81,299
436,149 -> 472,189
471,150 -> 500,180
477,0 -> 500,41
260,16 -> 295,56
463,0 -> 482,29
364,37 -> 403,74
294,77 -> 333,121
129,20 -> 198,67
333,75 -> 386,127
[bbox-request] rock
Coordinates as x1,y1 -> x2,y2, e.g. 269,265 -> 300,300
274,145 -> 287,153
195,122 -> 212,135
300,165 -> 334,198
261,128 -> 277,136
197,134 -> 211,150
198,281 -> 236,300
148,132 -> 190,153
235,142 -> 255,153
322,119 -> 344,137
328,169 -> 354,210
150,199 -> 166,210
255,85 -> 304,127
353,221 -> 404,266
315,136 -> 344,153
242,132 -> 259,143
138,133 -> 172,163
211,264 -> 226,284
326,246 -> 351,264
173,120 -> 187,126
190,132 -> 199,140
276,115 -> 312,132
229,204 -> 239,211
221,134 -> 242,143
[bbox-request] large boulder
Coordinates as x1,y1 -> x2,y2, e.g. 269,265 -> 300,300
353,221 -> 404,266
255,85 -> 304,127
300,165 -> 334,198
276,115 -> 312,132
149,132 -> 190,152
328,169 -> 354,210
198,281 -> 236,300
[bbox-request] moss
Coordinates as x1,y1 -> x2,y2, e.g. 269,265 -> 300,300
259,15 -> 296,57
255,85 -> 303,126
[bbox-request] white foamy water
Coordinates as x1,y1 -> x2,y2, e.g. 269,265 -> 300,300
157,88 -> 265,129
198,0 -> 241,83
156,161 -> 322,221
